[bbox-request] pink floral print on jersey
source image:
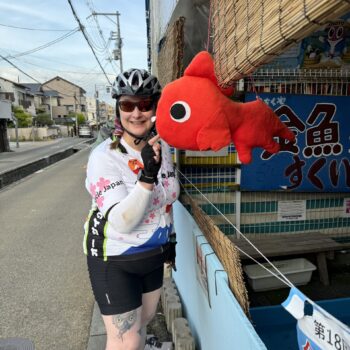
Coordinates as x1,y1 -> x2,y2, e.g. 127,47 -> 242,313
163,179 -> 169,188
89,183 -> 96,196
96,177 -> 110,191
96,195 -> 105,208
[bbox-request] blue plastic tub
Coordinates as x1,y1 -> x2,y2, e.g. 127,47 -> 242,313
250,298 -> 350,350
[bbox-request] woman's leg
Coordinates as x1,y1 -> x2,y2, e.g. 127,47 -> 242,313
101,288 -> 161,350
140,287 -> 162,347
102,306 -> 143,350
141,287 -> 161,326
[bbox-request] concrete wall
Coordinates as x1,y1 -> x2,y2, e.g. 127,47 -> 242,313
172,201 -> 267,350
7,127 -> 59,141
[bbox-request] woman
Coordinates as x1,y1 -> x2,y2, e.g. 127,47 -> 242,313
84,68 -> 180,350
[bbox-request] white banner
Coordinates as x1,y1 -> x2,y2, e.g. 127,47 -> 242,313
282,287 -> 350,350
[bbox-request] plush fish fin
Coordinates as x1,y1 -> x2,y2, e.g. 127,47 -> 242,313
184,51 -> 216,81
196,113 -> 231,151
184,51 -> 234,97
234,144 -> 254,164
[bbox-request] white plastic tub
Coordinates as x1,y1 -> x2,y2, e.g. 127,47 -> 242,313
243,258 -> 317,291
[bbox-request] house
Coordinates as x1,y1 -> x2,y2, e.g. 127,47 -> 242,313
86,97 -> 115,126
21,83 -> 61,117
42,76 -> 87,119
0,77 -> 36,115
86,97 -> 97,123
0,76 -> 37,151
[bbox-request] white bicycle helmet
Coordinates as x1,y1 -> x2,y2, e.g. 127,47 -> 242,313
112,68 -> 161,99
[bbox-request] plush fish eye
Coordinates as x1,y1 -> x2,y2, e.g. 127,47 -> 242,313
170,101 -> 191,123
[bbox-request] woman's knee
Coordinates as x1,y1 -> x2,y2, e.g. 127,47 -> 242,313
103,308 -> 143,350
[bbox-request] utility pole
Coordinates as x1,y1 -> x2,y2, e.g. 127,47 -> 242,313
74,92 -> 78,137
49,95 -> 53,122
95,85 -> 100,129
115,12 -> 123,72
87,11 -> 123,73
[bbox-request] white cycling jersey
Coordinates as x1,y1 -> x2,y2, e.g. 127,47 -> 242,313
83,137 -> 180,260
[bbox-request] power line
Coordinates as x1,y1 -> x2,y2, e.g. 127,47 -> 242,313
0,22 -> 76,32
13,56 -> 115,76
67,0 -> 112,85
0,53 -> 41,84
4,28 -> 80,59
0,53 -> 83,98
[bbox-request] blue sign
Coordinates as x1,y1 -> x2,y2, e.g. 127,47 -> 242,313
241,93 -> 350,192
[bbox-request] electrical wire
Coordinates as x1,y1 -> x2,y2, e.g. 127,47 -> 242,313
67,0 -> 112,85
84,0 -> 120,75
0,53 -> 86,99
0,22 -> 75,32
0,53 -> 42,84
3,48 -> 101,70
85,0 -> 109,50
177,169 -> 295,288
13,56 -> 114,76
4,28 -> 80,59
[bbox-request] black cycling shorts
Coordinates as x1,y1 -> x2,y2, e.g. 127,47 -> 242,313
87,250 -> 166,315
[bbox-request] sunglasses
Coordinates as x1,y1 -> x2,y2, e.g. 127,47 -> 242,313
118,99 -> 154,112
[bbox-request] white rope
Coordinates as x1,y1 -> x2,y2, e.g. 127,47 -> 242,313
178,168 -> 295,289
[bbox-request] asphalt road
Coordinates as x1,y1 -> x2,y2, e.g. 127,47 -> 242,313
0,146 -> 94,349
0,137 -> 89,173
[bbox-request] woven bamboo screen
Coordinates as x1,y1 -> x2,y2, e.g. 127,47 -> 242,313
156,17 -> 185,87
211,0 -> 350,86
184,194 -> 250,315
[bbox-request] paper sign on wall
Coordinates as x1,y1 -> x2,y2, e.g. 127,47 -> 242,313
278,200 -> 306,221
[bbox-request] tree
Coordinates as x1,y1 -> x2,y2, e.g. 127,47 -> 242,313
77,113 -> 86,125
67,112 -> 86,125
8,106 -> 32,128
36,113 -> 53,126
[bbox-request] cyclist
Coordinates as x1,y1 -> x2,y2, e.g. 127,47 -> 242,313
84,68 -> 179,350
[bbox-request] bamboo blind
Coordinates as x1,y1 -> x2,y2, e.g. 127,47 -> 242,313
211,0 -> 350,86
184,194 -> 250,315
157,17 -> 185,87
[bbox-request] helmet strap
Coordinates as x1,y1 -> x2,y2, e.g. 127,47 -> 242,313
120,121 -> 156,145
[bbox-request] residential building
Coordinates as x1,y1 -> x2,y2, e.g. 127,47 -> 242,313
86,97 -> 115,125
86,97 -> 97,123
22,83 -> 61,118
0,77 -> 36,115
42,76 -> 87,119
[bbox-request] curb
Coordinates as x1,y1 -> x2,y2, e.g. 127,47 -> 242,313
162,278 -> 195,350
0,139 -> 94,189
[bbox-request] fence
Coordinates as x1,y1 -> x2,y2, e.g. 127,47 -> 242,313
178,69 -> 350,241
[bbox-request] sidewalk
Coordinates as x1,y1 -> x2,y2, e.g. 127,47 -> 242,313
0,137 -> 93,188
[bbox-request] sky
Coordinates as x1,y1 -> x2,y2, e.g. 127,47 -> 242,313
0,0 -> 149,104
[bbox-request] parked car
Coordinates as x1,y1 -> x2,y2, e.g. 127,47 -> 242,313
78,124 -> 92,138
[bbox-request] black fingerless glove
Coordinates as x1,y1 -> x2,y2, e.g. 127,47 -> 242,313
165,233 -> 177,271
140,143 -> 161,184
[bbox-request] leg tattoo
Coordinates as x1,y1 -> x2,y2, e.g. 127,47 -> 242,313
112,310 -> 137,340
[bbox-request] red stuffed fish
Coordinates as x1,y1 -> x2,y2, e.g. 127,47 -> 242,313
155,51 -> 295,164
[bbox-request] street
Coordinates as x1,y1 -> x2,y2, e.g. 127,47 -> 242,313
0,138 -> 89,173
0,146 -> 94,349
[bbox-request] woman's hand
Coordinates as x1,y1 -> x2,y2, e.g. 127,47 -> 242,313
139,135 -> 162,185
148,134 -> 161,164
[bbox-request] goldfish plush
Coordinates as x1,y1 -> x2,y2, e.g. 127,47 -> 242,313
155,51 -> 295,164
